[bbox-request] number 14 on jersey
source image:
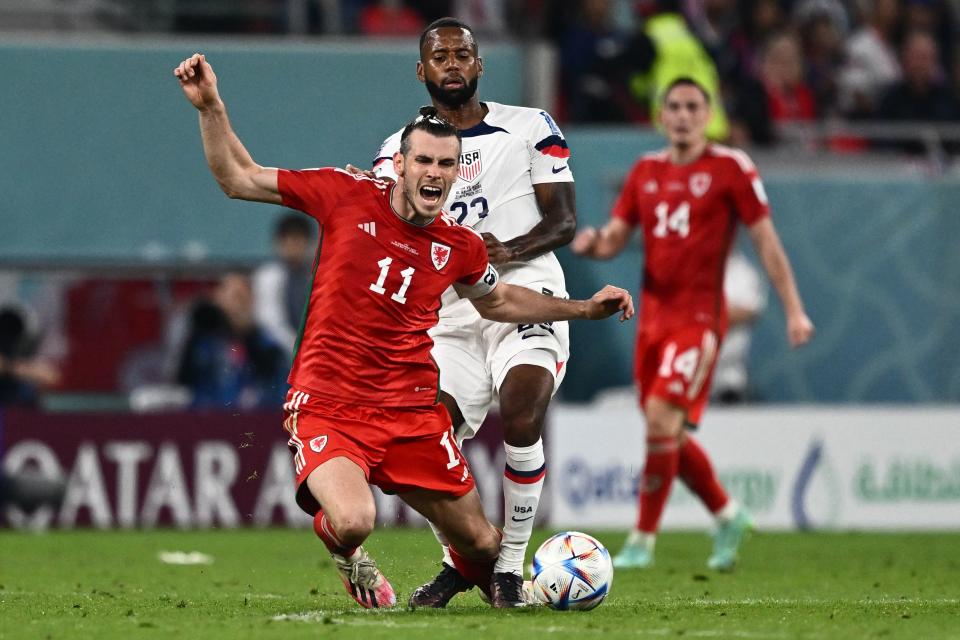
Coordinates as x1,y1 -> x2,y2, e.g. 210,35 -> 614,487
653,201 -> 690,238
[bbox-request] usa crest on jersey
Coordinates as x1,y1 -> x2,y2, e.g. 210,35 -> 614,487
431,242 -> 451,270
459,149 -> 482,183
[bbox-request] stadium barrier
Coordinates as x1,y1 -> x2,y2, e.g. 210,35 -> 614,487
3,404 -> 958,531
0,408 -> 506,530
548,398 -> 960,531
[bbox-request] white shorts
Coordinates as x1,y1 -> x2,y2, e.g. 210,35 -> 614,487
430,314 -> 569,441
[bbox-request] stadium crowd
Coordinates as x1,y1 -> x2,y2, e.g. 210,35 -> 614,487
549,0 -> 960,149
16,0 -> 956,147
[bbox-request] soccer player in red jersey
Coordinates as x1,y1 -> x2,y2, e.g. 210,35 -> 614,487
363,18 -> 579,608
573,77 -> 814,571
174,53 -> 633,608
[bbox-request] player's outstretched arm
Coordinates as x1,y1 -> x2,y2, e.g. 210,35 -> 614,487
173,53 -> 281,205
747,217 -> 815,348
470,283 -> 634,324
571,218 -> 634,260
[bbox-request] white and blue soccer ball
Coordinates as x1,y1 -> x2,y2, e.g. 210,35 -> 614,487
531,531 -> 613,611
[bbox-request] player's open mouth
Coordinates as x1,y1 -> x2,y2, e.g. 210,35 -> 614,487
420,185 -> 443,203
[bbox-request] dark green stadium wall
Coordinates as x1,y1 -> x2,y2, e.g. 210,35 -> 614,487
2,41 -> 958,403
0,38 -> 522,261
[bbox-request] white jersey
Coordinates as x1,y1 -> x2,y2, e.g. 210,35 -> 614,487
373,101 -> 574,321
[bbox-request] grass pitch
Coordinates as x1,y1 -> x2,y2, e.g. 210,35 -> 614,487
1,528 -> 958,640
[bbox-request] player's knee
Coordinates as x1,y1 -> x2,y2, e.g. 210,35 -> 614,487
645,411 -> 682,439
501,408 -> 545,446
329,508 -> 375,546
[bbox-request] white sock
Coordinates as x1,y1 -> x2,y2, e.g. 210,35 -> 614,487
334,547 -> 363,563
714,499 -> 739,524
495,439 -> 546,575
428,520 -> 455,567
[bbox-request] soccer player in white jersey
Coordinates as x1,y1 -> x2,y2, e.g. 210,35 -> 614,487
369,18 -> 576,608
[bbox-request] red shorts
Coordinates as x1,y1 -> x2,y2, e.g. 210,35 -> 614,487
635,325 -> 721,426
282,389 -> 475,515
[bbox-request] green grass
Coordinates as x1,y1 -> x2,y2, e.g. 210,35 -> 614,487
1,529 -> 958,639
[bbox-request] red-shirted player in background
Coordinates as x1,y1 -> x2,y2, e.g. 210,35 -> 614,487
573,77 -> 814,572
174,53 -> 633,608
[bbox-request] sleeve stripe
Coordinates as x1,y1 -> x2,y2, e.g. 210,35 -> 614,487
535,135 -> 569,151
711,144 -> 756,174
538,145 -> 571,159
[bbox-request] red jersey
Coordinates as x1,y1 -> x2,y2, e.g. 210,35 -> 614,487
612,144 -> 769,334
278,168 -> 498,408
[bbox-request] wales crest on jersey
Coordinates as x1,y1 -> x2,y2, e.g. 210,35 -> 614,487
458,150 -> 482,183
431,242 -> 451,270
689,172 -> 712,198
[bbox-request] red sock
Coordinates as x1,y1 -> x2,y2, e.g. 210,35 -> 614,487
449,544 -> 497,598
637,436 -> 680,533
313,510 -> 359,557
678,436 -> 729,513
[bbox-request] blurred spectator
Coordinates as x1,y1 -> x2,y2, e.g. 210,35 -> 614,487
798,9 -> 845,116
505,0 -> 559,39
559,0 -> 643,122
711,251 -> 768,404
359,0 -> 425,36
253,212 -> 315,356
728,0 -> 787,83
176,273 -> 288,411
901,0 -> 956,71
839,0 -> 902,117
415,0 -> 455,23
0,298 -> 66,513
688,0 -> 742,84
729,30 -> 815,146
876,30 -> 960,122
792,0 -> 850,35
0,305 -> 61,407
171,0 -> 287,33
629,0 -> 731,139
687,0 -> 738,52
760,32 -> 818,123
453,0 -> 506,35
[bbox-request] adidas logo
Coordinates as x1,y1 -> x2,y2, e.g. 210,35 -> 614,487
358,221 -> 377,237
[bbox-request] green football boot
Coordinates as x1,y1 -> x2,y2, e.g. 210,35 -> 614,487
707,509 -> 754,572
612,533 -> 655,569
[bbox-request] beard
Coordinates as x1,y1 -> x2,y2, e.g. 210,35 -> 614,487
425,76 -> 479,108
402,180 -> 433,221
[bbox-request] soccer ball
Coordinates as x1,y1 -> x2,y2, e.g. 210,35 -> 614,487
530,531 -> 613,611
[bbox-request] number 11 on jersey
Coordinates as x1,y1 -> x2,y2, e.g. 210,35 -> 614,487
369,257 -> 416,304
